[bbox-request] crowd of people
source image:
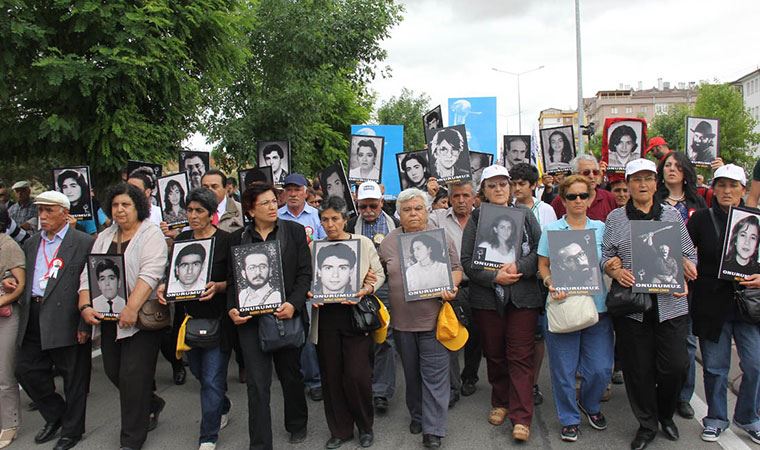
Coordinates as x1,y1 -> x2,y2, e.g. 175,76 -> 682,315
0,135 -> 759,450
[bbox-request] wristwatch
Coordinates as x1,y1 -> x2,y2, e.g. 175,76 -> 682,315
79,303 -> 93,312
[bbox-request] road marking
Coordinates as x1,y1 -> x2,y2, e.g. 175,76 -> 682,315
691,394 -> 752,450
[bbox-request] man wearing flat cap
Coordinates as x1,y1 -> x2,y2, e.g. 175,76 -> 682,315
8,180 -> 37,231
688,120 -> 717,163
14,191 -> 94,450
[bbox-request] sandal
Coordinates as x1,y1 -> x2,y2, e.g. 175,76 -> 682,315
488,407 -> 508,426
513,424 -> 530,441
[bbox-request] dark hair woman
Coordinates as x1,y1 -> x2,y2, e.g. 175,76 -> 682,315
548,131 -> 573,164
57,169 -> 91,217
401,153 -> 430,191
163,180 -> 187,224
655,151 -> 706,223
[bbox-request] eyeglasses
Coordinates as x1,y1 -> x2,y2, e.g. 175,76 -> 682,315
580,169 -> 601,177
564,193 -> 590,201
359,203 -> 380,210
245,264 -> 269,272
256,198 -> 278,207
485,181 -> 509,190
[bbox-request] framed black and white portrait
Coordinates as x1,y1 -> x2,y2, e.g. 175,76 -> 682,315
502,135 -> 531,170
686,116 -> 719,167
547,230 -> 602,295
165,238 -> 215,302
348,135 -> 384,183
422,105 -> 443,132
258,140 -> 291,185
426,124 -> 472,183
469,151 -> 494,188
311,239 -> 362,303
51,166 -> 94,220
232,241 -> 285,316
473,204 -> 526,269
319,160 -> 356,217
539,126 -> 575,174
238,167 -> 274,195
631,221 -> 684,294
396,151 -> 430,191
179,150 -> 209,191
602,119 -> 645,173
157,172 -> 190,229
399,228 -> 454,301
127,160 -> 162,207
719,206 -> 760,281
87,254 -> 128,320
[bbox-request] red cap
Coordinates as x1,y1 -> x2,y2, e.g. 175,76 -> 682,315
644,136 -> 667,155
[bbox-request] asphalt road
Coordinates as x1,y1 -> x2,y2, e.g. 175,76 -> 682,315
10,349 -> 754,450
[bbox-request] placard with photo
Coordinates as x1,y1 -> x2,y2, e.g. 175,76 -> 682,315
473,203 -> 526,269
157,172 -> 190,229
686,116 -> 720,167
426,125 -> 472,183
87,254 -> 128,320
232,241 -> 285,316
165,238 -> 215,302
179,150 -> 209,190
51,166 -> 94,220
422,105 -> 443,132
539,126 -> 576,174
602,118 -> 647,173
399,228 -> 454,301
719,206 -> 760,281
127,160 -> 162,207
631,221 -> 684,294
469,151 -> 493,188
502,135 -> 531,170
311,239 -> 362,303
547,229 -> 602,295
319,160 -> 356,217
396,150 -> 430,191
238,167 -> 274,194
258,140 -> 291,185
348,135 -> 384,183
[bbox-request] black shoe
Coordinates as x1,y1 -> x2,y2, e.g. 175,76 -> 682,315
173,364 -> 186,385
676,401 -> 694,419
409,420 -> 422,435
373,396 -> 388,414
238,367 -> 247,384
53,436 -> 81,450
148,396 -> 166,432
34,420 -> 61,444
289,429 -> 307,444
533,384 -> 544,405
448,391 -> 460,409
630,432 -> 655,450
309,387 -> 323,402
359,432 -> 374,448
325,436 -> 352,449
660,421 -> 679,441
422,434 -> 441,448
461,381 -> 476,397
120,448 -> 137,450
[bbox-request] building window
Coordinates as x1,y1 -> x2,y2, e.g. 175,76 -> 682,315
655,104 -> 669,115
610,107 -> 618,114
641,106 -> 648,113
625,107 -> 633,114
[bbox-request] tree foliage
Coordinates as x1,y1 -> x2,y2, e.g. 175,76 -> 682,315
206,0 -> 403,175
0,0 -> 247,187
375,88 -> 430,152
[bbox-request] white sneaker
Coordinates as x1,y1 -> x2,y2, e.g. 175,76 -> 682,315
199,442 -> 216,450
220,399 -> 232,430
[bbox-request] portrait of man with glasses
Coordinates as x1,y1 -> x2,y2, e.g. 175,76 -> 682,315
234,242 -> 284,313
427,125 -> 472,182
547,230 -> 602,293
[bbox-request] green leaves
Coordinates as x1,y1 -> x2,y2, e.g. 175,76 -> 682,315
375,88 -> 431,152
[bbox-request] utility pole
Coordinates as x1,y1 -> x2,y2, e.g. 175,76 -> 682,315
575,0 -> 585,153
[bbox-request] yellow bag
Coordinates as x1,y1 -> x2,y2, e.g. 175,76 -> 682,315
175,315 -> 192,359
372,300 -> 390,344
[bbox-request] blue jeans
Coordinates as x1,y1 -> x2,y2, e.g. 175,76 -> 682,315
186,345 -> 231,444
546,314 -> 614,426
679,318 -> 697,402
700,319 -> 760,432
301,341 -> 321,389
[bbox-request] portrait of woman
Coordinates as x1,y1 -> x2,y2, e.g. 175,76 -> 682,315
608,125 -> 640,168
399,152 -> 429,190
163,179 -> 188,224
56,168 -> 92,218
477,213 -> 518,264
404,233 -> 450,292
723,213 -> 760,277
548,131 -> 573,165
348,137 -> 383,182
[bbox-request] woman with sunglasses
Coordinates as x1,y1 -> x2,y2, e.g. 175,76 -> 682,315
550,155 -> 618,222
537,175 -> 613,442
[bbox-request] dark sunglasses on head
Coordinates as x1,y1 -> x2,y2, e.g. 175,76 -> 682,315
359,203 -> 380,210
580,169 -> 601,177
564,192 -> 591,201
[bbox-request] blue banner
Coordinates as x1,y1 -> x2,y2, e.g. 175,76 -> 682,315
447,97 -> 497,160
351,124 -> 404,197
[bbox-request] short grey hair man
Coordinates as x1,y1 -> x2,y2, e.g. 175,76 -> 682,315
570,154 -> 599,174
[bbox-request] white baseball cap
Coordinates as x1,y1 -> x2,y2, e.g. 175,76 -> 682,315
624,158 -> 657,180
481,165 -> 510,181
713,164 -> 747,186
34,191 -> 70,209
357,181 -> 383,200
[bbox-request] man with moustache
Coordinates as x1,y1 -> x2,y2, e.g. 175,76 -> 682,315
556,242 -> 599,288
183,153 -> 208,190
238,250 -> 282,308
504,136 -> 530,170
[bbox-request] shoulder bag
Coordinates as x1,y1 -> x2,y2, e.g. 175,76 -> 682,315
351,295 -> 382,333
258,313 -> 305,353
605,279 -> 652,317
546,294 -> 599,333
184,317 -> 221,348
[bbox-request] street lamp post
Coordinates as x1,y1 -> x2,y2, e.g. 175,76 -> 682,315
575,0 -> 585,153
492,65 -> 544,134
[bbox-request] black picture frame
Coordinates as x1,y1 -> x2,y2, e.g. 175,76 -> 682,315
422,105 -> 443,132
319,160 -> 356,217
257,140 -> 291,185
631,220 -> 684,294
311,239 -> 362,303
396,150 -> 431,191
232,241 -> 285,316
238,167 -> 274,194
686,116 -> 720,168
603,120 -> 645,173
157,172 -> 190,230
719,205 -> 760,281
178,150 -> 209,191
426,124 -> 472,183
502,135 -> 532,170
547,229 -> 602,295
398,228 -> 454,301
539,125 -> 576,174
469,151 -> 494,188
348,135 -> 384,183
473,204 -> 526,269
51,166 -> 94,220
165,237 -> 215,302
87,254 -> 128,320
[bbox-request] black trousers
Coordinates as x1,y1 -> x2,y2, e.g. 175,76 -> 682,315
15,302 -> 91,438
455,286 -> 481,384
238,319 -> 307,450
100,322 -> 162,449
613,310 -> 689,436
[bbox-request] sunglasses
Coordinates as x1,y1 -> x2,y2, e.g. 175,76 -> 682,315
564,192 -> 590,201
580,169 -> 601,177
359,203 -> 380,210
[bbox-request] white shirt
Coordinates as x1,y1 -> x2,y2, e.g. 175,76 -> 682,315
149,205 -> 162,225
238,283 -> 282,308
216,196 -> 227,217
516,197 -> 557,231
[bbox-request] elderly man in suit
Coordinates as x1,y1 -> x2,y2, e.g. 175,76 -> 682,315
14,191 -> 94,450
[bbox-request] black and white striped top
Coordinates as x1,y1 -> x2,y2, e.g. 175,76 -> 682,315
601,205 -> 698,322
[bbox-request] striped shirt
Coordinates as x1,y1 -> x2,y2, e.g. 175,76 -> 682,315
600,205 -> 697,322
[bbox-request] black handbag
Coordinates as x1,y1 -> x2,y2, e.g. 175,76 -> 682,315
258,313 -> 305,353
184,318 -> 221,348
735,285 -> 760,324
351,295 -> 382,333
605,280 -> 653,317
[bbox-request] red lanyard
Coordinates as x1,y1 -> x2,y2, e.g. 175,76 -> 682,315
41,238 -> 61,273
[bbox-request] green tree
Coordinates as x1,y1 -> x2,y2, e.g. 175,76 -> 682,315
649,104 -> 691,153
0,0 -> 247,187
206,0 -> 403,176
375,88 -> 431,152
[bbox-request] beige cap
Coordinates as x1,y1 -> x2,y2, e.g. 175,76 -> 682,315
11,180 -> 30,190
34,191 -> 70,209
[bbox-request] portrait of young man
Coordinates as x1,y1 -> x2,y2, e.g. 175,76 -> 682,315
258,141 -> 291,185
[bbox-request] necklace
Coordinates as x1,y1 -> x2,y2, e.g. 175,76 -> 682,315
667,193 -> 685,203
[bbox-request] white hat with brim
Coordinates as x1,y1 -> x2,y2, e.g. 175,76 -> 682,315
624,158 -> 658,180
481,165 -> 510,181
11,181 -> 30,190
34,191 -> 70,209
713,164 -> 747,186
357,181 -> 383,200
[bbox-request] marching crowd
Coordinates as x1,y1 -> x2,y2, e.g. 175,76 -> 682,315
0,135 -> 760,450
